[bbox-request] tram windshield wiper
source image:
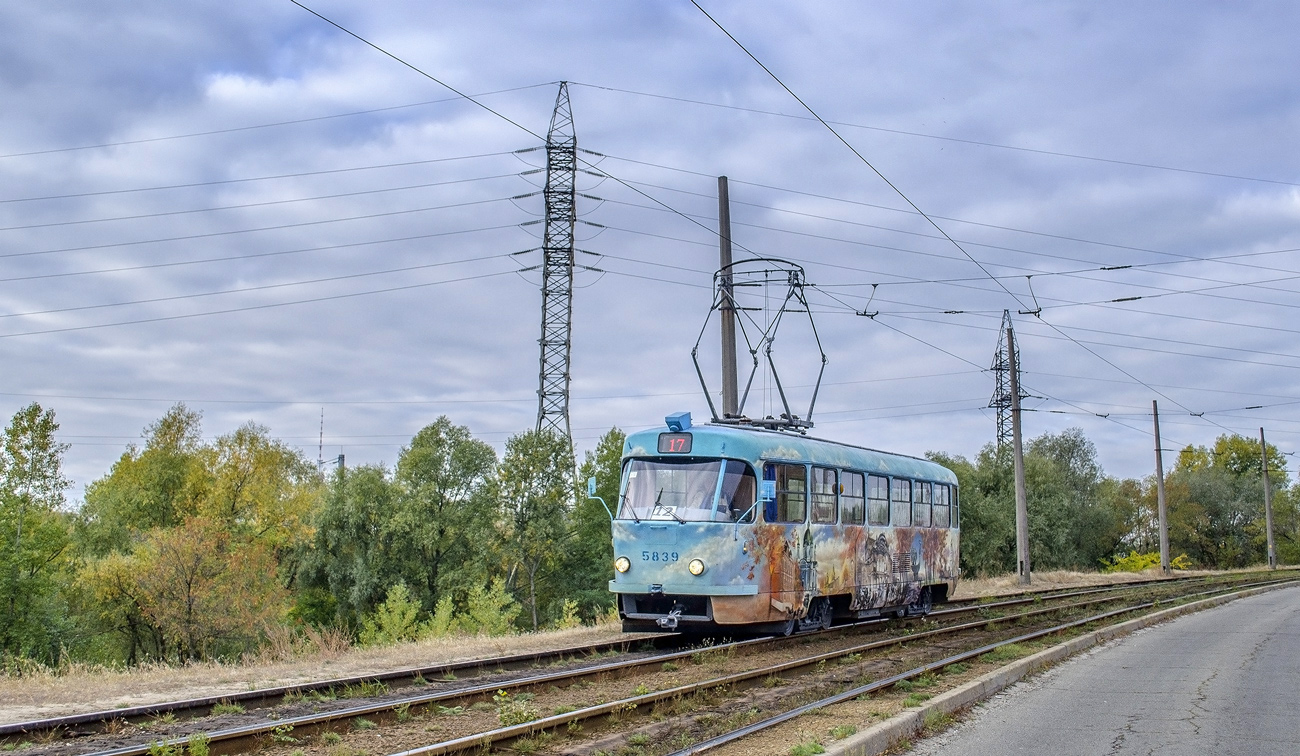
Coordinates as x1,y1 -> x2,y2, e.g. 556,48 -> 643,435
653,489 -> 685,523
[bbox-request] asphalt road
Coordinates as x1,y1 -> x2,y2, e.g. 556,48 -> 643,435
910,583 -> 1300,756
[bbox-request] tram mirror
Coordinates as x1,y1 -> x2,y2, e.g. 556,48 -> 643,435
587,477 -> 598,497
760,480 -> 776,501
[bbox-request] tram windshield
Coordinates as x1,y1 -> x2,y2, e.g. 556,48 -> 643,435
619,459 -> 757,522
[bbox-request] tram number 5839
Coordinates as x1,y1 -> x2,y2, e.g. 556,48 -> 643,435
642,551 -> 679,562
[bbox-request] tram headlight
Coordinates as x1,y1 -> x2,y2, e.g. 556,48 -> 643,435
688,558 -> 706,576
614,556 -> 631,573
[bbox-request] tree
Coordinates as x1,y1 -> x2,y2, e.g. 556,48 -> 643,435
561,428 -> 623,619
497,429 -> 574,630
0,403 -> 73,661
195,422 -> 319,555
132,517 -> 286,660
296,464 -> 400,629
388,417 -> 497,610
79,404 -> 205,557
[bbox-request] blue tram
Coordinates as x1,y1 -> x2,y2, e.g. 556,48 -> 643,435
606,414 -> 960,634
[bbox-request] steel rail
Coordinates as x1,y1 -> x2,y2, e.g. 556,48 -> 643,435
15,572 -> 1276,754
380,574 -> 1297,756
666,576 -> 1300,756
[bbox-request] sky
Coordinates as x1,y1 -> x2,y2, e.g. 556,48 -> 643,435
2,1 -> 1299,498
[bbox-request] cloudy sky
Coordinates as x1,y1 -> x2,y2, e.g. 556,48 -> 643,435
3,1 -> 1299,497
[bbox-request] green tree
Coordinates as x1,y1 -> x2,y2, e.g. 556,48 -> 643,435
389,417 -> 497,610
0,403 -> 73,662
560,427 -> 623,620
79,404 -> 205,557
497,429 -> 574,630
296,464 -> 400,629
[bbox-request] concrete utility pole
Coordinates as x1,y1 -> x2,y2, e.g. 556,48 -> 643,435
1007,321 -> 1030,584
718,176 -> 739,417
1153,400 -> 1170,574
1261,428 -> 1277,569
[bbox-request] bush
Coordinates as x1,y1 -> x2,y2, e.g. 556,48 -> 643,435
1102,551 -> 1194,573
456,579 -> 520,636
359,584 -> 425,646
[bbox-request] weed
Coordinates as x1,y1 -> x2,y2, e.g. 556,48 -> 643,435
763,674 -> 786,688
634,683 -> 652,696
841,653 -> 862,664
554,705 -> 577,715
437,705 -> 465,716
146,742 -> 181,756
830,724 -> 857,739
670,732 -> 696,750
469,701 -> 495,712
944,662 -> 970,675
814,659 -> 827,673
289,751 -> 305,756
914,673 -> 938,689
662,661 -> 679,672
724,708 -> 760,729
328,747 -> 368,756
152,712 -> 178,727
270,725 -> 298,743
395,703 -> 413,723
606,701 -> 638,724
493,689 -> 539,727
341,680 -> 389,699
321,732 -> 343,745
412,674 -> 428,686
902,693 -> 932,707
352,718 -> 377,731
442,671 -> 457,681
567,720 -> 582,734
283,690 -> 306,704
627,733 -> 650,746
789,741 -> 825,756
186,733 -> 210,756
922,710 -> 955,732
980,643 -> 1026,664
514,737 -> 541,754
894,679 -> 915,692
211,701 -> 245,716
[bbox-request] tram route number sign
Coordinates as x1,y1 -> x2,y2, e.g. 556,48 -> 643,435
658,432 -> 692,454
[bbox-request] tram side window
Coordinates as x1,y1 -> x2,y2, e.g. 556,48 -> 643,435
841,471 -> 865,525
933,484 -> 951,528
811,467 -> 837,523
953,487 -> 960,527
765,463 -> 807,523
913,481 -> 932,527
891,478 -> 912,526
720,460 -> 757,523
867,474 -> 889,525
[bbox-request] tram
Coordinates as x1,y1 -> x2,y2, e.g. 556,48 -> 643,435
603,413 -> 959,634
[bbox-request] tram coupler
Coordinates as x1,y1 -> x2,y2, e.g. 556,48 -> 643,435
656,605 -> 685,630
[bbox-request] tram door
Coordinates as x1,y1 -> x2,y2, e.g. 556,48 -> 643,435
861,473 -> 892,609
807,467 -> 837,605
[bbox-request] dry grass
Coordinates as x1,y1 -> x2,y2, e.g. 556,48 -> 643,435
952,564 -> 1276,600
0,622 -> 634,725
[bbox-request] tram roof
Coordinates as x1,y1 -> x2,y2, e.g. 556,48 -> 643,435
623,421 -> 958,485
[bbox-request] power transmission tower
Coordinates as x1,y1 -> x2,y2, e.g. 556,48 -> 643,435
989,310 -> 1026,449
536,82 -> 578,438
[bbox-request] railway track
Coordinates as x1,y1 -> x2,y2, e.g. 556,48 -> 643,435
6,570 -> 1294,756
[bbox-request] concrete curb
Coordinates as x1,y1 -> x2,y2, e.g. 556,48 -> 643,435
825,580 -> 1299,756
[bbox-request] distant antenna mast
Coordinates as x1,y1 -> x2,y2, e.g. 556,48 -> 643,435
692,258 -> 827,432
318,408 -> 325,466
535,82 -> 578,438
989,310 -> 1026,449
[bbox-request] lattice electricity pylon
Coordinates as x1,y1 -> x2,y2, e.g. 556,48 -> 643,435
692,258 -> 827,433
989,309 -> 1027,449
536,82 -> 578,438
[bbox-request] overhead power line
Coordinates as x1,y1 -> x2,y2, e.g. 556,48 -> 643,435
0,85 -> 555,161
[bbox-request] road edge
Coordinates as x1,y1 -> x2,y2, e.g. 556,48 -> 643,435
825,580 -> 1299,756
